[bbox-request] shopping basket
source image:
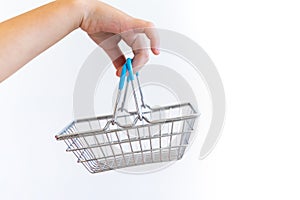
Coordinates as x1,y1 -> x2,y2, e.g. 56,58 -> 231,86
55,58 -> 200,173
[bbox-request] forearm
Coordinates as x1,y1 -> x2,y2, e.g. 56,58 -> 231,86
0,0 -> 83,82
0,0 -> 159,82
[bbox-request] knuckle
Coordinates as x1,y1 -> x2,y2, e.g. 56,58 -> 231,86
145,21 -> 155,28
133,18 -> 155,28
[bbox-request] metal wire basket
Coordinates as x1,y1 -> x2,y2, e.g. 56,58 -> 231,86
56,58 -> 199,173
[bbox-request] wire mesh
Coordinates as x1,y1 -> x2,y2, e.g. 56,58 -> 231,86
56,103 -> 198,173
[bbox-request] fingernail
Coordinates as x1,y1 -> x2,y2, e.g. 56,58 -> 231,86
155,48 -> 160,54
116,69 -> 121,77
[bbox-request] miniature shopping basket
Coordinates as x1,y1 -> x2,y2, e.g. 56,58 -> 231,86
55,58 -> 200,173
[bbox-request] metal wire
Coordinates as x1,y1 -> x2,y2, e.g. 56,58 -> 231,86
56,73 -> 199,174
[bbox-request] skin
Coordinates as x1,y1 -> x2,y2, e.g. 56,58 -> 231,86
0,0 -> 160,82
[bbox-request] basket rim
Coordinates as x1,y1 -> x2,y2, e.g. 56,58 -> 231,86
55,102 -> 200,141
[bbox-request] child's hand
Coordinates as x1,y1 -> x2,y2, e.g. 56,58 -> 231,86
0,0 -> 159,82
78,0 -> 160,76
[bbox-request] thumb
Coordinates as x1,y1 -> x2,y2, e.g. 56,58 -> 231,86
116,67 -> 123,77
112,55 -> 126,77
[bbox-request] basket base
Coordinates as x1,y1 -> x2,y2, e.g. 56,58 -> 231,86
82,147 -> 186,173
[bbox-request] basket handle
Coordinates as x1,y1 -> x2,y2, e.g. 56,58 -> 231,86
119,58 -> 135,90
136,72 -> 146,108
112,58 -> 143,124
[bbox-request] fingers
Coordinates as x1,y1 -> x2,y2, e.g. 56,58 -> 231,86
144,27 -> 160,55
94,17 -> 160,76
101,44 -> 126,77
131,35 -> 149,74
96,33 -> 126,76
105,46 -> 126,76
131,19 -> 160,55
121,30 -> 151,73
121,19 -> 160,73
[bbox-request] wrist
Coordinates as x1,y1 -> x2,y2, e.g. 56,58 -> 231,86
58,0 -> 88,30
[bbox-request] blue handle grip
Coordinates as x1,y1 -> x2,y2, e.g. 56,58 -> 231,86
126,58 -> 135,81
118,62 -> 127,90
118,58 -> 135,90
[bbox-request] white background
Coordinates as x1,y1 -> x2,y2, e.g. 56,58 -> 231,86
1,0 -> 300,200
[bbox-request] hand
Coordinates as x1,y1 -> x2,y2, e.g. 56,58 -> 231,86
79,0 -> 160,76
0,0 -> 159,82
